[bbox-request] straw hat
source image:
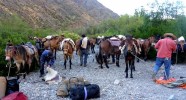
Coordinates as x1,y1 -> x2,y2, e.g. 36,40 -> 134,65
44,67 -> 58,81
163,33 -> 177,40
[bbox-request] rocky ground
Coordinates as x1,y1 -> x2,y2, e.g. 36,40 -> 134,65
19,46 -> 186,100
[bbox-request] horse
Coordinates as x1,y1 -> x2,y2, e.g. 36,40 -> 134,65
89,37 -> 97,53
96,36 -> 121,68
172,36 -> 186,64
5,42 -> 39,78
141,36 -> 156,61
60,39 -> 75,69
120,35 -> 137,78
42,35 -> 64,59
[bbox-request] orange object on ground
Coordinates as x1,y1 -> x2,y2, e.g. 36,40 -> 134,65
155,77 -> 176,84
179,83 -> 186,89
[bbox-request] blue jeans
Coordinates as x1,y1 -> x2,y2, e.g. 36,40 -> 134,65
80,50 -> 88,65
153,57 -> 171,80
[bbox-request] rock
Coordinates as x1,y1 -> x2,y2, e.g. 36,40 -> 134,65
114,79 -> 120,85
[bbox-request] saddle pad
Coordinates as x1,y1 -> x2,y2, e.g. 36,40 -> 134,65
60,38 -> 75,50
109,40 -> 121,47
22,45 -> 34,55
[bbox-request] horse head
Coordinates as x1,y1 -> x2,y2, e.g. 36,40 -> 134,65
5,44 -> 16,61
122,38 -> 137,57
63,41 -> 69,55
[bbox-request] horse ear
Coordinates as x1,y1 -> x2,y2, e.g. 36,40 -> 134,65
7,40 -> 13,46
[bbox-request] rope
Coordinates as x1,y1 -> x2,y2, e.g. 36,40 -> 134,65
6,61 -> 12,78
129,52 -> 153,74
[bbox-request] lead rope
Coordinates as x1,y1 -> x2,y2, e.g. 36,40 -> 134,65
6,61 -> 12,78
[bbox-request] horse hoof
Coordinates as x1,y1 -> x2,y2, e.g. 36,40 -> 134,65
106,67 -> 109,68
130,76 -> 133,78
125,76 -> 128,78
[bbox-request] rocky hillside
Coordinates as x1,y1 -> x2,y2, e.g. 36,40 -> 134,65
0,0 -> 119,30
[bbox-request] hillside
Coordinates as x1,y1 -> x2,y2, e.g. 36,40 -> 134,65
0,0 -> 119,30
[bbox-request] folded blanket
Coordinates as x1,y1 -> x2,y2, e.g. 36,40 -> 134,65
155,77 -> 186,89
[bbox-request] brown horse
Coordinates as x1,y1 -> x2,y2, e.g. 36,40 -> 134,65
141,36 -> 156,61
5,42 -> 39,78
120,35 -> 137,78
42,35 -> 64,59
61,39 -> 75,69
97,37 -> 121,68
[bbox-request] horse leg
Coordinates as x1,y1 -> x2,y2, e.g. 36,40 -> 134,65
104,55 -> 109,68
125,60 -> 128,78
55,49 -> 57,59
116,54 -> 120,67
64,58 -> 66,69
99,53 -> 103,69
69,56 -> 72,69
15,63 -> 21,74
93,45 -> 95,53
132,59 -> 135,71
144,51 -> 147,61
130,61 -> 133,78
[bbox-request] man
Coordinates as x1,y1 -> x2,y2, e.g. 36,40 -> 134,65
79,34 -> 90,67
152,33 -> 177,81
40,49 -> 55,77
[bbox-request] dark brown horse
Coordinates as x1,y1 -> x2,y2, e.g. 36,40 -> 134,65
60,38 -> 75,69
5,42 -> 39,78
120,35 -> 137,78
97,37 -> 121,68
89,37 -> 97,53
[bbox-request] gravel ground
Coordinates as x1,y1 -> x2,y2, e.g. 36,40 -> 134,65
20,46 -> 186,100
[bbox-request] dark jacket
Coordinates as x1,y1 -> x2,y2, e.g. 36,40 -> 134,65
40,50 -> 55,66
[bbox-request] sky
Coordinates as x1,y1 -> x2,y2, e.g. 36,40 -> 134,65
97,0 -> 186,15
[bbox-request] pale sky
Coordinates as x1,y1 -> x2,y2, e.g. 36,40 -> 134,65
97,0 -> 186,15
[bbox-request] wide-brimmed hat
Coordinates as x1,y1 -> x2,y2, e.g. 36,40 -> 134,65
178,36 -> 185,42
163,33 -> 177,40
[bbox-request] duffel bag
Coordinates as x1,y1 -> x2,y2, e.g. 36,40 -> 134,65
69,84 -> 100,100
5,77 -> 19,96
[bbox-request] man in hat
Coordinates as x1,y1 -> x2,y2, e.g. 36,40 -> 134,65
39,49 -> 55,77
152,33 -> 177,81
79,34 -> 90,67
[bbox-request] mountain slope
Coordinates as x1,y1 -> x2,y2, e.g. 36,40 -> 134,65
0,0 -> 119,30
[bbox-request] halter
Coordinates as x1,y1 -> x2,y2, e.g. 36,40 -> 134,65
5,46 -> 16,58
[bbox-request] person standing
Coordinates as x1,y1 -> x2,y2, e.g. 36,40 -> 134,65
39,49 -> 55,77
152,33 -> 177,81
79,34 -> 90,67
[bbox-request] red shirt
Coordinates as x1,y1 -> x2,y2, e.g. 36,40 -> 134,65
155,37 -> 176,58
